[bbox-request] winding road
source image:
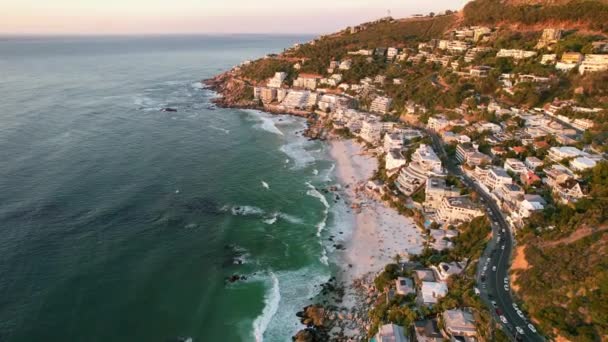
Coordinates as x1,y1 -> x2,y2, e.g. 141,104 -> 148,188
427,131 -> 545,342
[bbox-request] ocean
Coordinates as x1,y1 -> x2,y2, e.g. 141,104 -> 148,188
0,35 -> 347,341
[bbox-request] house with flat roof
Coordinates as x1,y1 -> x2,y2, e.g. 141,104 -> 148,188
414,318 -> 444,342
433,261 -> 466,282
395,277 -> 415,296
420,281 -> 448,306
375,323 -> 409,342
442,308 -> 477,339
424,177 -> 460,211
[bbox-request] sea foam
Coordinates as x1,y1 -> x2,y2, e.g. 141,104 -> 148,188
252,272 -> 281,342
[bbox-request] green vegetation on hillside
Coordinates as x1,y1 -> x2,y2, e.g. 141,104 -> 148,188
463,0 -> 608,32
515,161 -> 608,341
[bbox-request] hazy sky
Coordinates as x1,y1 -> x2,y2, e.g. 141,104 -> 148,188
1,0 -> 470,35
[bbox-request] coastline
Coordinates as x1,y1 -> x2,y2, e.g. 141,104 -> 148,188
203,78 -> 425,340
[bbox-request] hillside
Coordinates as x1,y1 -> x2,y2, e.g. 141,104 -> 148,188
463,0 -> 608,33
514,162 -> 608,341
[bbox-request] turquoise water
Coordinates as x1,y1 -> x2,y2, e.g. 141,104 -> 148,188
0,35 -> 345,341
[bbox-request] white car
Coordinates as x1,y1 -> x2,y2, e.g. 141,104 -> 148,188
501,245 -> 506,250
491,300 -> 497,308
516,326 -> 525,335
504,285 -> 510,291
492,265 -> 497,272
517,310 -> 526,319
528,323 -> 537,333
500,315 -> 508,324
512,303 -> 519,310
504,277 -> 509,284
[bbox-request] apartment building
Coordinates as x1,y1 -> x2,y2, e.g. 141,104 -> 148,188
437,196 -> 484,225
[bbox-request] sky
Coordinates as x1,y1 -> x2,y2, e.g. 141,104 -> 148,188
1,0 -> 470,35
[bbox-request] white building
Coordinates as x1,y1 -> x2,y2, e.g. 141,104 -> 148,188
525,156 -> 544,170
437,196 -> 484,225
267,72 -> 287,88
386,150 -> 407,174
547,146 -> 585,162
496,49 -> 537,60
359,119 -> 383,144
570,156 -> 597,172
504,158 -> 527,174
433,261 -> 465,282
541,54 -> 557,65
420,281 -> 448,305
384,133 -> 404,152
292,74 -> 322,90
442,309 -> 477,338
425,177 -> 460,211
427,116 -> 450,131
396,145 -> 445,196
477,166 -> 513,191
387,47 -> 399,59
370,96 -> 392,114
579,54 -> 608,74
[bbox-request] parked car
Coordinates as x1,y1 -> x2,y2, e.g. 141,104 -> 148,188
500,315 -> 508,324
528,324 -> 537,333
516,326 -> 525,335
492,265 -> 497,272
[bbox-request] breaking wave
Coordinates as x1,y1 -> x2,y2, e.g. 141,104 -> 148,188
252,272 -> 281,342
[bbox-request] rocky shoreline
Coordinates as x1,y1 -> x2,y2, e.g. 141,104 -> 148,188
203,73 -> 327,140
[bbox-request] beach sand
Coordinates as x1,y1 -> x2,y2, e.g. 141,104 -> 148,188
328,139 -> 423,303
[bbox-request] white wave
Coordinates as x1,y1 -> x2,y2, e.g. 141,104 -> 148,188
252,272 -> 281,342
320,248 -> 329,265
209,125 -> 230,134
285,159 -> 290,164
324,163 -> 336,182
191,81 -> 204,89
277,212 -> 304,225
263,214 -> 278,225
260,267 -> 331,341
261,181 -> 270,190
312,169 -> 319,176
230,205 -> 265,217
306,183 -> 329,209
280,140 -> 316,169
246,110 -> 284,136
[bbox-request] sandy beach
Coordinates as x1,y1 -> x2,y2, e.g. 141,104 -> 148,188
329,139 -> 424,284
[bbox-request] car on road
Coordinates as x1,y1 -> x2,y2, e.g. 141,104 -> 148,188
500,315 -> 508,324
491,300 -> 497,308
492,265 -> 497,272
516,326 -> 525,335
504,277 -> 509,284
517,310 -> 526,319
504,284 -> 510,291
494,221 -> 498,225
481,276 -> 486,282
528,323 -> 537,333
501,244 -> 506,250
